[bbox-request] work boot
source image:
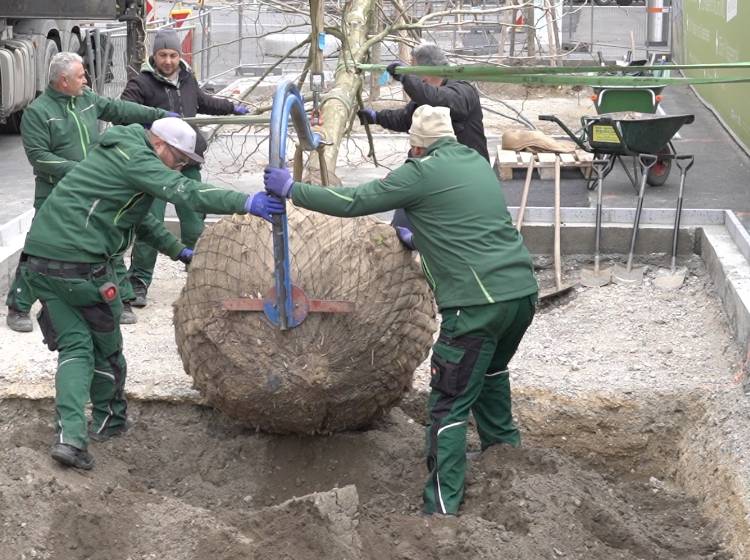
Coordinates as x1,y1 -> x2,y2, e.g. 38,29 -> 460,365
50,443 -> 95,470
120,302 -> 138,324
6,307 -> 32,332
130,277 -> 148,308
88,420 -> 131,443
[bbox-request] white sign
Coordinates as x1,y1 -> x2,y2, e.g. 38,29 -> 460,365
727,0 -> 738,22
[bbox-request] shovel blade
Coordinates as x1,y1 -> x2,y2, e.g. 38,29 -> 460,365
653,267 -> 687,290
612,264 -> 645,285
580,265 -> 612,288
539,282 -> 575,301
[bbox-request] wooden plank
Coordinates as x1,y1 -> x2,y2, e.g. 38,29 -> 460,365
536,152 -> 557,180
518,151 -> 533,164
559,153 -> 576,165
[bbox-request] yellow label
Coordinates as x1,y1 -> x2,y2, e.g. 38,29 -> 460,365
591,125 -> 620,144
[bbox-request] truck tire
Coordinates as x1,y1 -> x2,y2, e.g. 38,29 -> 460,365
0,111 -> 23,134
42,39 -> 59,84
616,0 -> 634,5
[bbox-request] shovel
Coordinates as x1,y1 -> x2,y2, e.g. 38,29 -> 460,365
580,159 -> 613,287
515,157 -> 535,231
540,155 -> 575,301
613,154 -> 658,285
654,155 -> 694,290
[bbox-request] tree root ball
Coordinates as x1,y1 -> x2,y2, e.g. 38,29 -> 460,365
174,208 -> 437,434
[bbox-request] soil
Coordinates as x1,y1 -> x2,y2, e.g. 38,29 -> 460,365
0,253 -> 746,559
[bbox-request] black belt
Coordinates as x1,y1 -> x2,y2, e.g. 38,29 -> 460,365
25,255 -> 108,279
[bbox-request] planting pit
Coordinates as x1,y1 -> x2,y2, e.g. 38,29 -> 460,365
1,251 -> 749,560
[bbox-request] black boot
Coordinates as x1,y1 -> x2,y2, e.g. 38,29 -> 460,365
50,443 -> 95,470
7,307 -> 32,332
130,277 -> 148,308
120,302 -> 138,324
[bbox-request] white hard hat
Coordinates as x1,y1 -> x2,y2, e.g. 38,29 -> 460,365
150,117 -> 204,164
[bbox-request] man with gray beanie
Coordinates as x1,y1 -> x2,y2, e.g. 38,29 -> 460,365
357,43 -> 489,162
120,28 -> 249,311
264,105 -> 537,516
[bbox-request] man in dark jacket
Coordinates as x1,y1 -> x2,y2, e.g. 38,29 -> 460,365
357,43 -> 489,162
120,28 -> 249,309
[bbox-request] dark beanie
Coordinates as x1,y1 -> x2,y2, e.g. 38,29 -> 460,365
152,29 -> 181,55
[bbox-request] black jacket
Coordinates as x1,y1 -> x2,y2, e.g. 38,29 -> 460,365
375,76 -> 490,162
121,59 -> 235,157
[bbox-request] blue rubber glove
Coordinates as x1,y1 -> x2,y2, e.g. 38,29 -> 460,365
165,111 -> 181,118
357,108 -> 377,125
245,192 -> 285,222
234,104 -> 250,115
263,167 -> 295,199
177,247 -> 193,264
395,226 -> 415,250
387,62 -> 404,82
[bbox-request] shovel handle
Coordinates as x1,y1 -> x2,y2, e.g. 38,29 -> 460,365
516,158 -> 535,231
554,155 -> 562,288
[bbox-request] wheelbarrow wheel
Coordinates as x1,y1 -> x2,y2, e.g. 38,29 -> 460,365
646,149 -> 672,186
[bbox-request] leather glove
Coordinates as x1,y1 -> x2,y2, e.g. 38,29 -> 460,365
165,111 -> 181,118
177,247 -> 193,264
357,108 -> 377,126
387,61 -> 404,82
234,104 -> 250,115
263,167 -> 295,198
395,226 -> 415,250
245,192 -> 285,222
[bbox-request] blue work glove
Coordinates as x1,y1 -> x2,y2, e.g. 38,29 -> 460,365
245,192 -> 285,222
263,166 -> 295,198
165,111 -> 181,118
395,226 -> 415,250
233,104 -> 250,115
177,247 -> 193,264
387,61 -> 404,82
357,108 -> 377,125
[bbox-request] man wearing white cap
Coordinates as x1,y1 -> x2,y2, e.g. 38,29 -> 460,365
264,105 -> 538,516
21,117 -> 282,471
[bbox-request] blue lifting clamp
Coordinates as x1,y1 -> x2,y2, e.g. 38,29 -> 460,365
222,80 -> 355,329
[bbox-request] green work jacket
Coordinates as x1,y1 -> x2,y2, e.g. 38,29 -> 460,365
20,86 -> 166,205
291,138 -> 538,310
24,124 -> 248,264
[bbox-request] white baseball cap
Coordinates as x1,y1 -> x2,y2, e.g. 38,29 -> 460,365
150,117 -> 204,164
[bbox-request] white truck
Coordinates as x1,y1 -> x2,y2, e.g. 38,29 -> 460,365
0,0 -> 130,131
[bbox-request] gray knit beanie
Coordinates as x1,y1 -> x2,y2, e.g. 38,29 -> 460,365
152,29 -> 181,55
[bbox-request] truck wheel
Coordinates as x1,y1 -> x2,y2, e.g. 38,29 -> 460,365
0,111 -> 23,134
42,39 -> 59,84
616,0 -> 634,5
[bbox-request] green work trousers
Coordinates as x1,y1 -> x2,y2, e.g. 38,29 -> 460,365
423,294 -> 536,515
127,166 -> 204,288
22,261 -> 128,450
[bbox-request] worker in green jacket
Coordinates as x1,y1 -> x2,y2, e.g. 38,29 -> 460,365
264,105 -> 538,516
6,51 -> 174,333
22,117 -> 283,470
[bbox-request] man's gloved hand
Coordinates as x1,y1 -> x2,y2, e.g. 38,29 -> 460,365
395,226 -> 416,250
387,61 -> 404,82
245,192 -> 285,222
357,108 -> 377,126
165,111 -> 181,118
177,247 -> 194,264
234,104 -> 250,115
263,167 -> 295,198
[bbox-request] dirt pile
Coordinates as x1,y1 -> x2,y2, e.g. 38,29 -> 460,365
0,399 -> 731,560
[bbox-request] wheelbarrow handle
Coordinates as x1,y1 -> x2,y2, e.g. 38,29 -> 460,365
539,115 -> 587,150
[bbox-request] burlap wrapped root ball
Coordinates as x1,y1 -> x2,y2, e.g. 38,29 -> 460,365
174,207 -> 437,434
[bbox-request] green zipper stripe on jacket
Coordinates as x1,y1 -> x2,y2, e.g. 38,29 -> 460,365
115,147 -> 130,160
67,97 -> 88,157
470,266 -> 495,304
113,193 -> 144,225
421,256 -> 436,290
325,190 -> 354,203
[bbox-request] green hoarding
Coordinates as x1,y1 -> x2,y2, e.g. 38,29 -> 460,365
681,0 -> 750,146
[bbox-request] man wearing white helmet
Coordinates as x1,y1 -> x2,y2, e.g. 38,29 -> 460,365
264,105 -> 538,516
21,117 -> 282,471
